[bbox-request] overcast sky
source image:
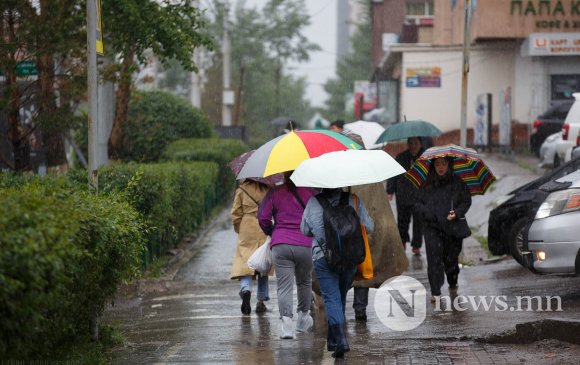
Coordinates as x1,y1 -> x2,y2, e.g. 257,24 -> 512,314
238,0 -> 337,108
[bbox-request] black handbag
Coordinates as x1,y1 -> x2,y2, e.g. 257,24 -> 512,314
443,201 -> 471,239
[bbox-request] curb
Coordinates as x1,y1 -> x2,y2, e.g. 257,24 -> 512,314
478,318 -> 580,345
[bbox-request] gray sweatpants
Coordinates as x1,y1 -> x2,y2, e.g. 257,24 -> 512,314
271,244 -> 313,318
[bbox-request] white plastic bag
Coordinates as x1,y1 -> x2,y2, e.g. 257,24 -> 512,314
247,236 -> 272,274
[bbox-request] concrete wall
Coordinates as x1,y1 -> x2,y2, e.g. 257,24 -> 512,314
399,44 -> 517,132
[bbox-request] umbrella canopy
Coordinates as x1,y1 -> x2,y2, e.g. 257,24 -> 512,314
343,120 -> 386,150
375,119 -> 442,143
228,151 -> 283,186
405,144 -> 496,195
237,130 -> 362,179
290,150 -> 406,188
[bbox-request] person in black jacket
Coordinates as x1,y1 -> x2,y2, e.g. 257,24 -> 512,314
415,157 -> 472,302
387,137 -> 425,255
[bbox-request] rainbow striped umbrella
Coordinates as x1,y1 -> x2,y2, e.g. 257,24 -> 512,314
237,130 -> 362,179
405,144 -> 496,195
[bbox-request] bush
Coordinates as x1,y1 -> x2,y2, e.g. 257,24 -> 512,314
121,90 -> 216,162
163,138 -> 249,198
95,162 -> 219,261
0,178 -> 144,359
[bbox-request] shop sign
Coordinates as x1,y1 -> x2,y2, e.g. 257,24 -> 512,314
405,67 -> 441,88
528,33 -> 580,55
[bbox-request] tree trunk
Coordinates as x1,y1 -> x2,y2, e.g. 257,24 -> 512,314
38,53 -> 67,168
109,50 -> 135,159
233,65 -> 245,126
4,10 -> 25,171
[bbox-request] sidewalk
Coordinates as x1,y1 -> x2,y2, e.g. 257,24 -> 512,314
103,151 -> 580,364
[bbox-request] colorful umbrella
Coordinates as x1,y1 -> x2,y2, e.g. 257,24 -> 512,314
375,119 -> 442,143
405,144 -> 496,195
290,150 -> 406,188
237,130 -> 362,179
227,151 -> 283,186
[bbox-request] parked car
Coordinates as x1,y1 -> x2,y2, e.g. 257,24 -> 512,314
526,170 -> 580,275
530,99 -> 574,156
488,157 -> 580,266
538,131 -> 562,168
555,92 -> 580,164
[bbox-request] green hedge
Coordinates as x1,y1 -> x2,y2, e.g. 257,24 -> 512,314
95,161 -> 219,262
121,90 -> 216,162
163,138 -> 249,199
0,178 -> 145,359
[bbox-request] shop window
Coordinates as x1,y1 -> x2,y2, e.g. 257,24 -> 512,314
551,75 -> 580,101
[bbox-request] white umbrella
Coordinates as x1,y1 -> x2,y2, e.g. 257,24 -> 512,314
343,120 -> 386,149
290,150 -> 406,188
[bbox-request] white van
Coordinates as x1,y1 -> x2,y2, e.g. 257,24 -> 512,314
555,92 -> 580,164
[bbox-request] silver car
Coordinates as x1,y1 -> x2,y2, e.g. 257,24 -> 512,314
528,170 -> 580,274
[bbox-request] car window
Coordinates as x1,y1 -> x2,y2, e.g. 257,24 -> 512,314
539,102 -> 573,119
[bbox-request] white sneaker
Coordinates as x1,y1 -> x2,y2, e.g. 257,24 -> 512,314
280,316 -> 294,339
295,311 -> 313,333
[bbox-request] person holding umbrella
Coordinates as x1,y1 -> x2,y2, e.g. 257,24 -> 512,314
387,137 -> 425,255
414,157 -> 472,302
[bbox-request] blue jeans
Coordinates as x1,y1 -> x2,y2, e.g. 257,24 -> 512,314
239,275 -> 269,301
314,258 -> 357,326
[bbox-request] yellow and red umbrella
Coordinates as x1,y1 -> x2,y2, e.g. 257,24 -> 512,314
237,130 -> 362,179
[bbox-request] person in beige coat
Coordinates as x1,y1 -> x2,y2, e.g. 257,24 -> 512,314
230,179 -> 272,315
350,182 -> 408,320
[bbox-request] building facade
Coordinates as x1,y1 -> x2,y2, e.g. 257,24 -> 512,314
374,0 -> 580,134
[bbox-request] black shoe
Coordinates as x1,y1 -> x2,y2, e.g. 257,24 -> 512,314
355,311 -> 367,321
241,291 -> 251,315
329,324 -> 350,357
255,301 -> 267,313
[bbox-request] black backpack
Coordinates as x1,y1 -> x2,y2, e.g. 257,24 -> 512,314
315,191 -> 366,271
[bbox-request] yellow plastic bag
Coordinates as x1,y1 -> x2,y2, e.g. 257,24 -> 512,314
353,195 -> 373,280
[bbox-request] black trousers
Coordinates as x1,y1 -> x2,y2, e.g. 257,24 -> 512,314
396,202 -> 423,248
352,287 -> 369,313
424,227 -> 463,296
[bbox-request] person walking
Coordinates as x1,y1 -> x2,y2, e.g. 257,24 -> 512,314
414,157 -> 472,302
258,172 -> 316,339
387,137 -> 425,255
229,179 -> 272,315
301,188 -> 374,358
350,182 -> 407,321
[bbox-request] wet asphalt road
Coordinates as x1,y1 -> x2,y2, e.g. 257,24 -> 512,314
105,212 -> 580,364
104,153 -> 580,364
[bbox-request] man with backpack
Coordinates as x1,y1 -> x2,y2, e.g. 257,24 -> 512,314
300,188 -> 374,358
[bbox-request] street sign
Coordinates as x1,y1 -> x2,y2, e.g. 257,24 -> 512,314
96,0 -> 104,55
16,61 -> 38,76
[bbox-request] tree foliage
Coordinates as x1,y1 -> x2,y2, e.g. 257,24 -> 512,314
120,90 -> 215,163
202,0 -> 318,142
0,1 -> 86,171
323,1 -> 372,121
100,0 -> 214,158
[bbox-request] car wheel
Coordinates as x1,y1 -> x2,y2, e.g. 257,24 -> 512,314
508,217 -> 529,266
553,154 -> 561,169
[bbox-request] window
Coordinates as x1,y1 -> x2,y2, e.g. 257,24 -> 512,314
406,0 -> 434,16
551,75 -> 580,101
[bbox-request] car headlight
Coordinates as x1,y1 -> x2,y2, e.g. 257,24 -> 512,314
535,189 -> 580,219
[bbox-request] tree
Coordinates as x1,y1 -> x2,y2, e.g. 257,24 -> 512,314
0,1 -> 86,171
202,0 -> 318,142
323,1 -> 372,121
102,1 -> 213,159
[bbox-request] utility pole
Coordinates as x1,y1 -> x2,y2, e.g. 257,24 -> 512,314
87,0 -> 99,189
222,1 -> 233,126
460,0 -> 472,147
190,0 -> 203,108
